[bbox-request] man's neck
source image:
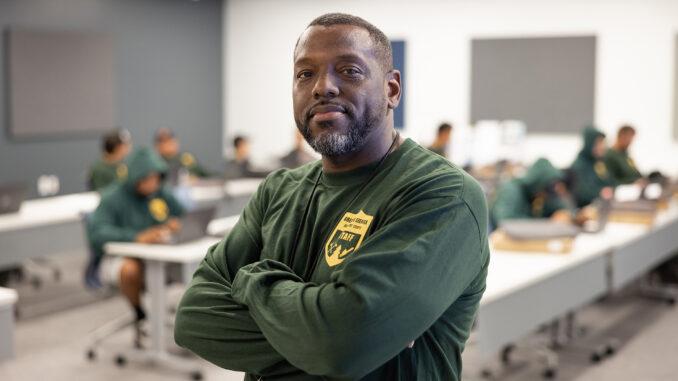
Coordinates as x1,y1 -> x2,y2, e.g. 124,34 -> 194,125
321,127 -> 401,173
612,142 -> 626,152
102,154 -> 118,164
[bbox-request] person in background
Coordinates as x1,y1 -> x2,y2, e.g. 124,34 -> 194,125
279,129 -> 317,168
155,127 -> 212,180
225,135 -> 269,178
87,129 -> 132,191
603,125 -> 643,185
427,122 -> 453,158
570,125 -> 613,207
87,147 -> 184,346
490,158 -> 580,228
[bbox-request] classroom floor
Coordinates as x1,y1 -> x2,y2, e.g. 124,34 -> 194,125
1,251 -> 677,381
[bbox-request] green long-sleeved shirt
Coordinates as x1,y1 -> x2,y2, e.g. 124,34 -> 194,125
164,152 -> 213,178
174,139 -> 490,381
603,148 -> 641,185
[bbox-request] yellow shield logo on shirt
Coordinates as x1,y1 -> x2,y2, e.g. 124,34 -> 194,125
116,164 -> 128,181
626,157 -> 637,170
180,152 -> 196,168
594,161 -> 608,179
149,198 -> 169,222
325,210 -> 373,267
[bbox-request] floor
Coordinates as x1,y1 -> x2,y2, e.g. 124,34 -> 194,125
1,251 -> 677,381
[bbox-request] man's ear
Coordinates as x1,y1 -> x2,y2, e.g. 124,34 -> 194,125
385,70 -> 402,110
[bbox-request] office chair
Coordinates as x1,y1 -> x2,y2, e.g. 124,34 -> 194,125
81,212 -> 143,363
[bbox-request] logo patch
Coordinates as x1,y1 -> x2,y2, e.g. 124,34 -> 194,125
325,210 -> 373,267
180,152 -> 196,168
626,157 -> 637,170
594,161 -> 608,179
149,198 -> 169,222
116,164 -> 128,181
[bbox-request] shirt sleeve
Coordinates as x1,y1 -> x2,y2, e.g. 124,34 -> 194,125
230,189 -> 487,380
88,199 -> 138,255
173,180 -> 300,377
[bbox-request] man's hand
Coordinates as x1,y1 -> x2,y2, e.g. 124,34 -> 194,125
166,217 -> 182,233
136,226 -> 170,244
407,340 -> 414,349
576,206 -> 597,225
550,210 -> 574,224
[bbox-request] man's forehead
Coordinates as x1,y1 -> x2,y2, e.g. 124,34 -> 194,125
294,24 -> 378,63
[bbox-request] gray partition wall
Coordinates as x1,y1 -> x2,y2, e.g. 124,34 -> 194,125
0,0 -> 222,197
471,36 -> 596,133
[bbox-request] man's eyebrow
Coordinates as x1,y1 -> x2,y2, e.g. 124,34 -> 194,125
335,54 -> 367,66
294,57 -> 313,66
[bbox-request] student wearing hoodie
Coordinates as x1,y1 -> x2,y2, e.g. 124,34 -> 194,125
490,158 -> 578,228
88,147 -> 184,336
174,13 -> 488,381
570,126 -> 613,207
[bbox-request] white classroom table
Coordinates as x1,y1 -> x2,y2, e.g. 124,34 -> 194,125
0,287 -> 18,362
104,237 -> 220,375
477,201 -> 678,358
0,192 -> 100,269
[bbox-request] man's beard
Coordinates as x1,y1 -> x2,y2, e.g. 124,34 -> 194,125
296,101 -> 384,157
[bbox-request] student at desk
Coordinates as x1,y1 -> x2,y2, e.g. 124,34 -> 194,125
603,125 -> 643,185
87,129 -> 132,191
155,127 -> 212,179
88,147 -> 184,341
490,158 -> 579,228
570,125 -> 613,207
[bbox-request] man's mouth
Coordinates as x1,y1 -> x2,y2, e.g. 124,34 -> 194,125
309,104 -> 346,123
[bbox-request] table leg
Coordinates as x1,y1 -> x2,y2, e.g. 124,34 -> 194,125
145,259 -> 166,358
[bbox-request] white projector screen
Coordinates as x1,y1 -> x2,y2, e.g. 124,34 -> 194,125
8,29 -> 115,139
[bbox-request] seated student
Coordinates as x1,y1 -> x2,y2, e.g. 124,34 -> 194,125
490,158 -> 578,228
279,130 -> 317,169
224,136 -> 269,178
570,125 -> 613,207
155,127 -> 212,179
603,125 -> 643,185
87,147 -> 184,342
427,122 -> 453,158
87,129 -> 132,191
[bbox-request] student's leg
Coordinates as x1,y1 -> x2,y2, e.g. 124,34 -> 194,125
119,258 -> 145,321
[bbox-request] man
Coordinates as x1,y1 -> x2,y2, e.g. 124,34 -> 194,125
490,158 -> 579,228
570,125 -> 613,207
603,125 -> 642,185
175,13 -> 489,381
427,122 -> 453,157
87,129 -> 132,191
279,129 -> 317,168
88,147 -> 184,341
155,127 -> 212,180
225,135 -> 269,178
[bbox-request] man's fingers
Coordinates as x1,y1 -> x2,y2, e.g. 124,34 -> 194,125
408,340 -> 415,348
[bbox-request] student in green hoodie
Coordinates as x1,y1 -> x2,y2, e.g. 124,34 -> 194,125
570,126 -> 613,207
603,125 -> 643,185
490,158 -> 578,228
88,147 -> 184,330
174,13 -> 489,381
87,129 -> 132,191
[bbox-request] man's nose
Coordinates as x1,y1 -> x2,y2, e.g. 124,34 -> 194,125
313,71 -> 339,99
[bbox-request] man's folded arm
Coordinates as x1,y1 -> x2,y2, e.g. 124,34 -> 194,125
174,181 -> 300,377
231,193 -> 487,380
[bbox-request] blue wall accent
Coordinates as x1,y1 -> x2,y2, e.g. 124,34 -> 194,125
391,40 -> 405,129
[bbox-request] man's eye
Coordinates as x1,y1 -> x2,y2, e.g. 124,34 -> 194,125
343,68 -> 360,75
297,71 -> 312,79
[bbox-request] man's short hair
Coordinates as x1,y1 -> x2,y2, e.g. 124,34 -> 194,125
233,135 -> 247,149
618,124 -> 635,137
299,13 -> 393,72
438,123 -> 453,135
155,127 -> 175,143
102,129 -> 130,154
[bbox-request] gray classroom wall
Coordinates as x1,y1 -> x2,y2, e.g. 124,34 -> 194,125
0,0 -> 223,197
